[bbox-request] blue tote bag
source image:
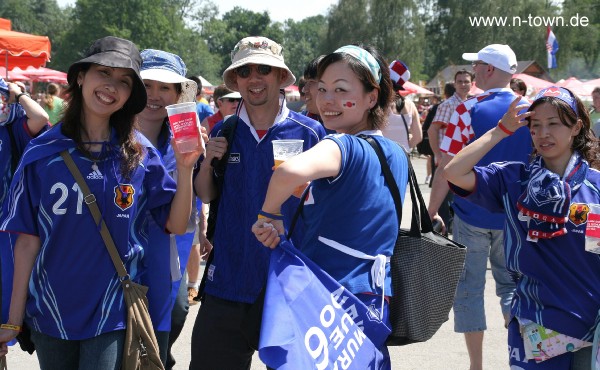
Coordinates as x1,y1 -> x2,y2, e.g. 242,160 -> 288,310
258,239 -> 390,369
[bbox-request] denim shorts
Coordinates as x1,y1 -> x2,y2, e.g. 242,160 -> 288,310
452,214 -> 515,333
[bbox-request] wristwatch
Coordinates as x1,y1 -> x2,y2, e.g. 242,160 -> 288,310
16,92 -> 30,104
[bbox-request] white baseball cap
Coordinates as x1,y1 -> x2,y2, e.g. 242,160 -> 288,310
462,44 -> 518,74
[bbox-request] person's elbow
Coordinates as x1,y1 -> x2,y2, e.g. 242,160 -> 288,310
27,113 -> 50,135
166,219 -> 188,235
442,158 -> 460,184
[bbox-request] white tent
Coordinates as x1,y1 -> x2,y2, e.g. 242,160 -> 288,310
197,75 -> 212,87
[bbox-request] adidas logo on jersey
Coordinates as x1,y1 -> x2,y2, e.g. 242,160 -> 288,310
87,168 -> 104,180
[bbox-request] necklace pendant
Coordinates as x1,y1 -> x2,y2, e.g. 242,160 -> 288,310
92,163 -> 99,172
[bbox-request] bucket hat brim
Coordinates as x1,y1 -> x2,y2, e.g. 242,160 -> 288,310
140,68 -> 198,104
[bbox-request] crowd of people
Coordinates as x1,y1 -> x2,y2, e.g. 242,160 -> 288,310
0,33 -> 599,370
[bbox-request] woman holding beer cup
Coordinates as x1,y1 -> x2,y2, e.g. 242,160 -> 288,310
252,44 -> 409,369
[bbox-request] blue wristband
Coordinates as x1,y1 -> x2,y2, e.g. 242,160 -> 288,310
258,210 -> 284,220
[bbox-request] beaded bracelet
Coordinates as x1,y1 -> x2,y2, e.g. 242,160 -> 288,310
497,121 -> 514,136
258,210 -> 284,220
0,324 -> 22,332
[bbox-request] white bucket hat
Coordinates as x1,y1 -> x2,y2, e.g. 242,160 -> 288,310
223,36 -> 296,91
140,49 -> 198,104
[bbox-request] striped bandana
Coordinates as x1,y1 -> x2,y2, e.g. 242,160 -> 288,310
335,45 -> 381,83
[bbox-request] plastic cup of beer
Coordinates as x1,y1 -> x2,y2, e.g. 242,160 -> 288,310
272,140 -> 304,167
165,102 -> 201,153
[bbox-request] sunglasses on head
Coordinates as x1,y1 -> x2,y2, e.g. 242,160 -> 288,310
235,64 -> 272,78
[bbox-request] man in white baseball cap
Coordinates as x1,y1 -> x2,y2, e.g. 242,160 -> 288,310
191,36 -> 326,369
462,44 -> 518,74
428,43 -> 531,370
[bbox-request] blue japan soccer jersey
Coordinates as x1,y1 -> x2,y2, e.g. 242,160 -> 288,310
203,109 -> 326,304
455,161 -> 600,341
300,133 -> 408,296
0,124 -> 177,340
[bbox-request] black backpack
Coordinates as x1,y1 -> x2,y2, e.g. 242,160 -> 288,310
416,104 -> 438,156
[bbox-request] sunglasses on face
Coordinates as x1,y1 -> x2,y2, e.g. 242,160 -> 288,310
220,98 -> 240,103
235,64 -> 273,78
471,61 -> 489,68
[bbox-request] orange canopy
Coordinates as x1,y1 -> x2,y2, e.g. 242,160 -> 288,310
0,18 -> 51,71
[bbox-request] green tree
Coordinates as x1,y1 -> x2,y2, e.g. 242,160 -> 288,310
282,15 -> 328,79
323,0 -> 372,53
370,0 -> 426,81
197,6 -> 285,83
425,0 -> 559,81
560,0 -> 600,78
55,0 -> 175,70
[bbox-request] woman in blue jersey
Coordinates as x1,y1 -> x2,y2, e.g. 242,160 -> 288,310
0,36 -> 203,369
252,44 -> 409,368
444,87 -> 600,369
0,78 -> 49,335
137,48 -> 211,368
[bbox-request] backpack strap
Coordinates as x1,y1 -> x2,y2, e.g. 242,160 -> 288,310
198,115 -> 238,300
205,115 -> 238,241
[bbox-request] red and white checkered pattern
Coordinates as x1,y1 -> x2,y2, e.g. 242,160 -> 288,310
389,60 -> 410,87
440,93 -> 492,156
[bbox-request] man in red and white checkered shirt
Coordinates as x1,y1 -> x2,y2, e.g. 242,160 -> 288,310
428,70 -> 473,167
427,44 -> 532,370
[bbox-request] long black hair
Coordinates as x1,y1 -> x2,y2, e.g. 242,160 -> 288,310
62,63 -> 144,179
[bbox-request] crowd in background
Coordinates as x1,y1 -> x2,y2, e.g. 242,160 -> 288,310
0,33 -> 600,370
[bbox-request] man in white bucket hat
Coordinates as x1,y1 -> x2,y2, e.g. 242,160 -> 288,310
191,36 -> 326,369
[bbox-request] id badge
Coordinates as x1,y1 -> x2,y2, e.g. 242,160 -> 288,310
521,321 -> 590,363
585,204 -> 600,254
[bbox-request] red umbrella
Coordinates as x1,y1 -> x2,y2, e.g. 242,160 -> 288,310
556,77 -> 594,97
12,66 -> 66,81
399,81 -> 434,96
583,78 -> 600,91
512,73 -> 554,94
0,66 -> 28,81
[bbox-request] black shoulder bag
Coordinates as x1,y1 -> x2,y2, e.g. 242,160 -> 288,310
360,135 -> 467,346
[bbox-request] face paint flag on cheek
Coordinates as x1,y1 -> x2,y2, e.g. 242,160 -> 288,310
342,100 -> 356,109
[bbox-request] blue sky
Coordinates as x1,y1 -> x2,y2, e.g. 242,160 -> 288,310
55,0 -> 336,23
